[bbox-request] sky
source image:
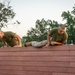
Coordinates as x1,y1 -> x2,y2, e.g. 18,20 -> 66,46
1,0 -> 75,37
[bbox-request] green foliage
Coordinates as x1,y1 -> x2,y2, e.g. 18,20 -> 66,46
23,18 -> 59,42
0,0 -> 20,30
0,39 -> 4,47
0,0 -> 21,47
61,4 -> 75,44
22,4 -> 75,44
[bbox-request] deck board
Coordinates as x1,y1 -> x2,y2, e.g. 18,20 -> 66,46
0,45 -> 75,75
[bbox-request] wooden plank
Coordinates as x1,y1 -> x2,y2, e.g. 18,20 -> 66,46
0,66 -> 75,73
0,56 -> 74,62
0,51 -> 70,57
52,73 -> 75,75
0,45 -> 74,75
0,70 -> 52,75
70,51 -> 75,55
0,61 -> 70,67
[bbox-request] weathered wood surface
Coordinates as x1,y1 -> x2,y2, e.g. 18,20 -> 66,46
0,45 -> 75,75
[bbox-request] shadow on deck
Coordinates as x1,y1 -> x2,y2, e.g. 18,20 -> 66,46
0,45 -> 75,75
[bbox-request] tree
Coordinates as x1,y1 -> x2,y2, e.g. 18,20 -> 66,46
0,0 -> 20,47
23,18 -> 59,42
0,0 -> 20,30
61,4 -> 75,44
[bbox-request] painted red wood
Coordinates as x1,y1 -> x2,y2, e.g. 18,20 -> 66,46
0,45 -> 75,75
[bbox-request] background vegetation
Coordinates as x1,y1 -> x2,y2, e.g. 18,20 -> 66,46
0,0 -> 75,46
22,4 -> 75,45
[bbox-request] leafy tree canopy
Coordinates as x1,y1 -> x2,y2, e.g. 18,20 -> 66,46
61,4 -> 75,44
0,0 -> 20,30
22,18 -> 59,42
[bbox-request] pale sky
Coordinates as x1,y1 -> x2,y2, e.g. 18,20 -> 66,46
1,0 -> 75,37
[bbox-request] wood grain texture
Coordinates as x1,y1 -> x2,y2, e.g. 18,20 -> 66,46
0,45 -> 75,75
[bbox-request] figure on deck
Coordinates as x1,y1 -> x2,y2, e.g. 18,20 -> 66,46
0,31 -> 22,47
25,24 -> 68,48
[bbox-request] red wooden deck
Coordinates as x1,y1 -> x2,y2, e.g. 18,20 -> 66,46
0,45 -> 75,75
